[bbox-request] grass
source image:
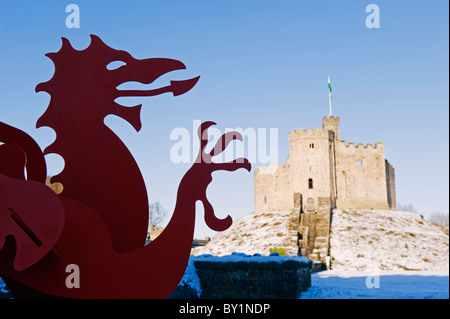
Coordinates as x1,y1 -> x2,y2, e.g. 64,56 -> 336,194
269,247 -> 286,255
401,266 -> 421,271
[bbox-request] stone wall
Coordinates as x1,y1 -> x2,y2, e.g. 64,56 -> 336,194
288,127 -> 336,213
254,164 -> 292,213
335,141 -> 390,210
147,227 -> 164,242
385,160 -> 396,210
194,256 -> 311,299
176,254 -> 312,299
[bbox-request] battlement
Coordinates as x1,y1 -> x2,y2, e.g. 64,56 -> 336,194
322,116 -> 340,140
338,140 -> 384,150
288,127 -> 330,141
322,115 -> 340,125
288,116 -> 341,142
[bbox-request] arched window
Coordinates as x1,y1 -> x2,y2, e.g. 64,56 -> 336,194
308,178 -> 313,189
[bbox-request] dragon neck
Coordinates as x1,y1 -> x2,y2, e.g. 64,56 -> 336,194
38,101 -> 150,253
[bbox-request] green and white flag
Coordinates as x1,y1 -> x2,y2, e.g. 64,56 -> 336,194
328,76 -> 332,116
328,76 -> 332,99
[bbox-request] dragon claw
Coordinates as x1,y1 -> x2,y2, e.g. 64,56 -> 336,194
195,121 -> 217,163
209,131 -> 243,157
211,158 -> 251,173
202,195 -> 233,231
195,121 -> 252,170
191,122 -> 252,232
197,121 -> 216,142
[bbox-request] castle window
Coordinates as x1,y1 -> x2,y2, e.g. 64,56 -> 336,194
264,196 -> 267,204
308,178 -> 313,189
309,143 -> 315,149
355,160 -> 362,167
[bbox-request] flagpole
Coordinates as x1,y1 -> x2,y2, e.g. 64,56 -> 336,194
328,76 -> 332,117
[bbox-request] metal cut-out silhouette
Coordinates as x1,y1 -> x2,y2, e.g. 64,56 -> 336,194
0,35 -> 250,298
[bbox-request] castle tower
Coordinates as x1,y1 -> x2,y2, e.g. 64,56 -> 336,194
254,114 -> 395,214
254,113 -> 396,261
322,116 -> 340,141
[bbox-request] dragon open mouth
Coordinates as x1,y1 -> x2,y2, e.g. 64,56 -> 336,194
117,76 -> 200,98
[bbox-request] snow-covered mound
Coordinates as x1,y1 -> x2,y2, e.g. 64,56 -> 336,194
192,211 -> 298,256
192,209 -> 448,272
329,209 -> 449,271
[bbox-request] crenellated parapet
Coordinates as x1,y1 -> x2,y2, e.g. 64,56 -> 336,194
288,127 -> 330,142
337,140 -> 384,151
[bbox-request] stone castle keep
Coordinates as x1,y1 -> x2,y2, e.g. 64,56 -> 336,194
255,115 -> 396,214
254,115 -> 396,261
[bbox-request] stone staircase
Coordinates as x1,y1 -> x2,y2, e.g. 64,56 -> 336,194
291,195 -> 332,263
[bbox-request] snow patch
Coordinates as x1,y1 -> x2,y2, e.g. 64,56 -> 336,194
329,209 -> 449,271
192,210 -> 298,256
177,256 -> 202,296
193,252 -> 310,264
300,270 -> 449,299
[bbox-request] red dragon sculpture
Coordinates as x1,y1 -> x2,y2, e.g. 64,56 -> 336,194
0,35 -> 250,298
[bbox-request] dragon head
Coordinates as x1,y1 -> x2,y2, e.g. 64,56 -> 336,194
36,35 -> 199,132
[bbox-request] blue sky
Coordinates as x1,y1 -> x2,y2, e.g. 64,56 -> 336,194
0,1 -> 448,238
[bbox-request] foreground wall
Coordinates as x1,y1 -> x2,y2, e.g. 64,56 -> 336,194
169,254 -> 312,299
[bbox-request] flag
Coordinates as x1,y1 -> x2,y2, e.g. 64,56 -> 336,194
328,76 -> 332,99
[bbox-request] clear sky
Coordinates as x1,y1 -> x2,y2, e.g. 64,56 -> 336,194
0,1 -> 448,239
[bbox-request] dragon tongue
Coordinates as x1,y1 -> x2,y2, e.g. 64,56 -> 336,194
170,76 -> 200,96
116,76 -> 200,98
